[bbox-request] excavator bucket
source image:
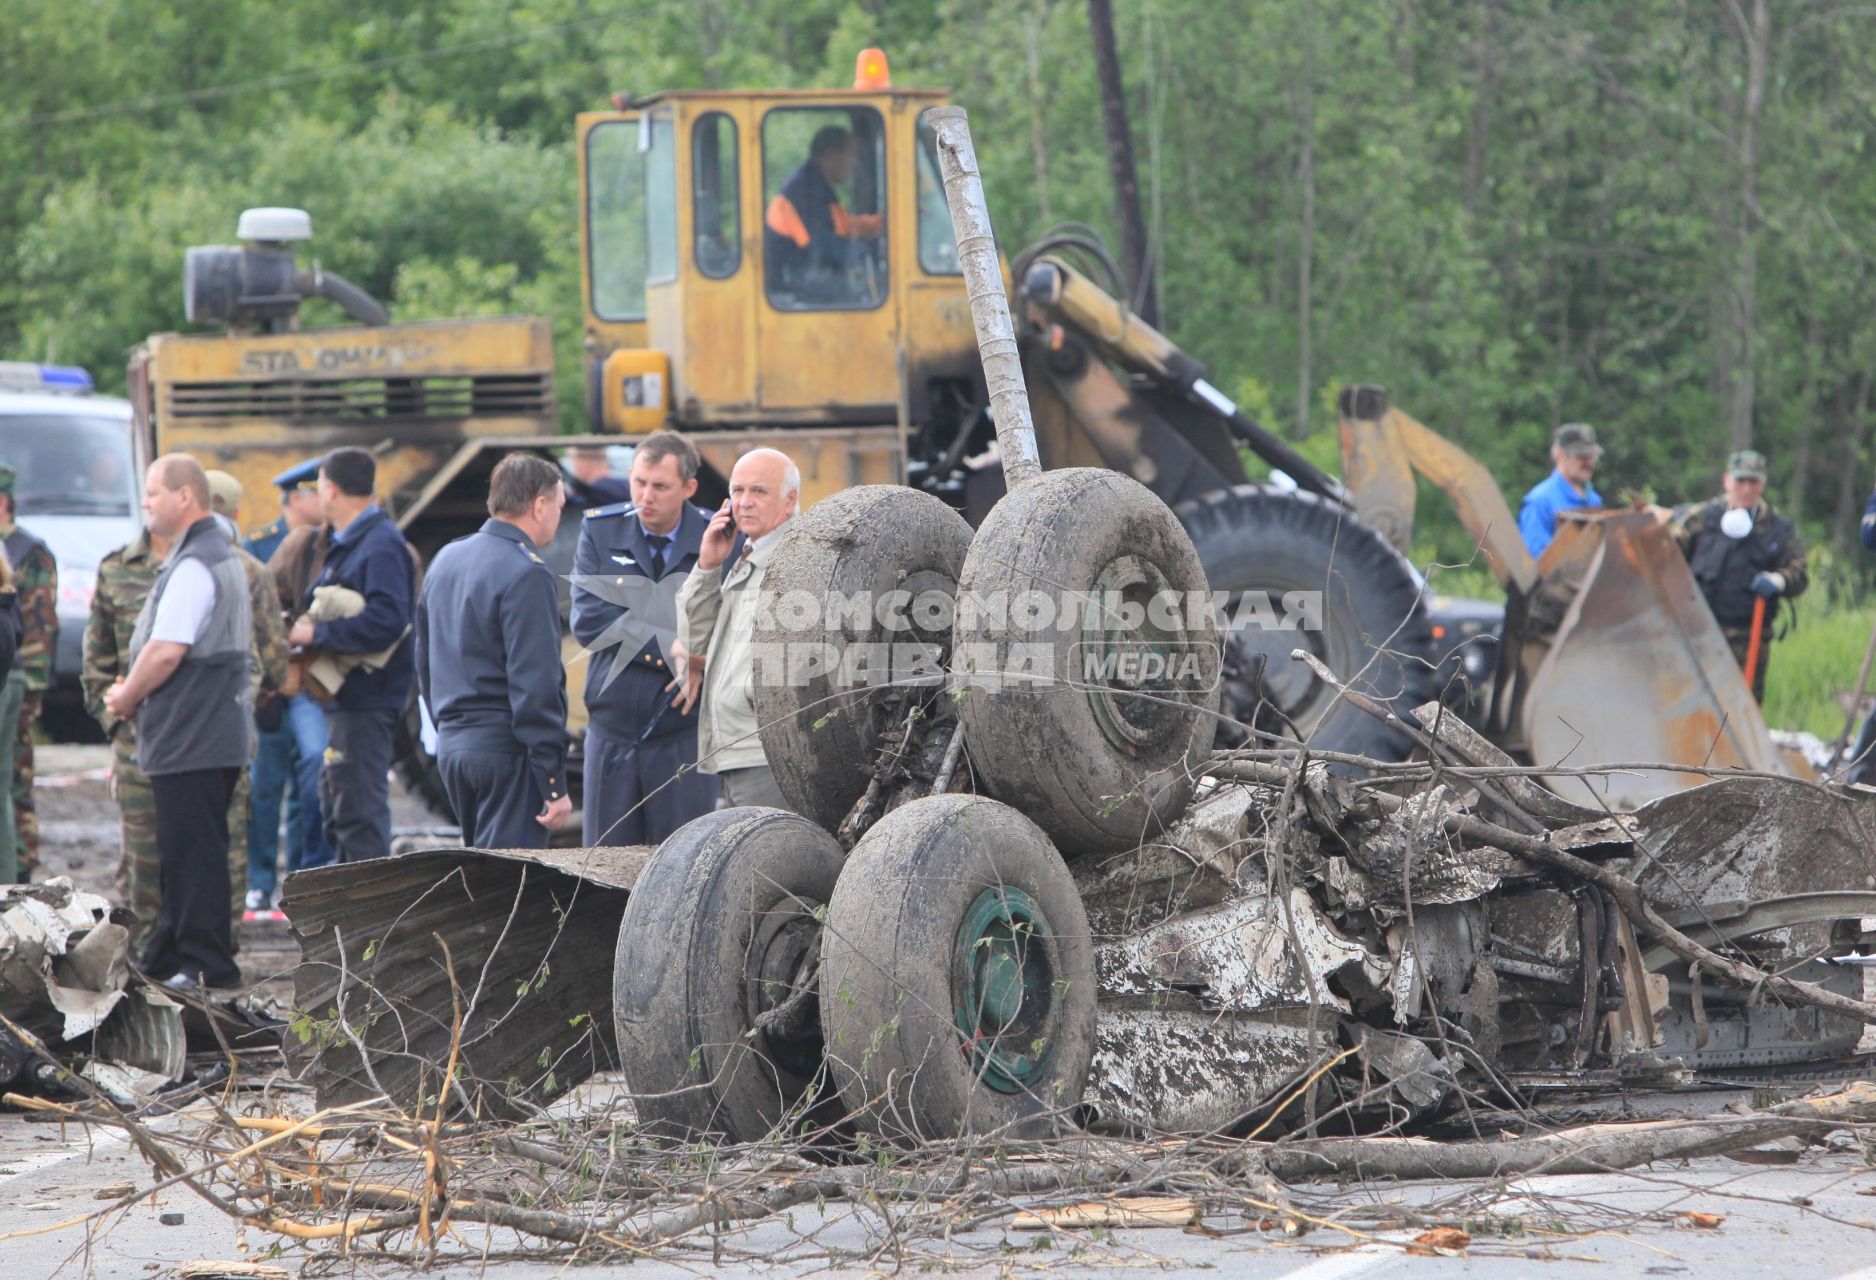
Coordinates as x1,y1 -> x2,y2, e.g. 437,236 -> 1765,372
1334,388 -> 1791,807
1519,509 -> 1786,808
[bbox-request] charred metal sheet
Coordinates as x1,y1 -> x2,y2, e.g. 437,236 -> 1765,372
1650,959 -> 1865,1068
1629,777 -> 1876,957
0,880 -> 184,1089
1643,892 -> 1876,971
1086,1001 -> 1328,1134
1523,512 -> 1787,808
1408,700 -> 1609,827
283,845 -> 649,1118
1338,785 -> 1516,907
1354,1025 -> 1453,1109
1096,887 -> 1387,1012
1073,782 -> 1269,935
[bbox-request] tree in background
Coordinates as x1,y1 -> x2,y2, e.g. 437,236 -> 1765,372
5,0 -> 1876,561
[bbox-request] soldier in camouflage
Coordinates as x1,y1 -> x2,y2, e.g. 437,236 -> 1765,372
83,521 -> 288,948
0,465 -> 56,882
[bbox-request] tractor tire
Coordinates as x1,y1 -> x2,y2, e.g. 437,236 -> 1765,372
1174,485 -> 1437,761
753,486 -> 974,832
952,468 -> 1218,856
819,794 -> 1096,1143
613,807 -> 845,1142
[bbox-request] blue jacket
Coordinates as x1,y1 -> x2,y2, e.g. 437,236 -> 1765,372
306,505 -> 416,711
570,500 -> 710,742
415,520 -> 568,805
1518,469 -> 1603,559
1862,490 -> 1876,551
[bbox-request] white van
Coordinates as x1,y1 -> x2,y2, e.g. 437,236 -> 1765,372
0,364 -> 145,741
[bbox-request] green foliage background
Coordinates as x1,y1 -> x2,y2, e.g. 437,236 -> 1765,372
5,0 -> 1876,592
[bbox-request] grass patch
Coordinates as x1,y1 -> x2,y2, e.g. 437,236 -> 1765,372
1762,591 -> 1876,738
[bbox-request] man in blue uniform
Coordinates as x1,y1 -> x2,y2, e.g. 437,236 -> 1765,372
1517,423 -> 1605,558
571,430 -> 718,845
565,445 -> 631,507
241,457 -> 327,910
243,458 -> 323,564
416,454 -> 571,848
287,448 -> 416,863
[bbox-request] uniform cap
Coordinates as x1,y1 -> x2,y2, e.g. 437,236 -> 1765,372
1727,449 -> 1767,480
206,470 -> 243,517
271,456 -> 325,491
1553,422 -> 1603,458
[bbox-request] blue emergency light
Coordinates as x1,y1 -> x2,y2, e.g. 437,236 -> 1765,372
0,361 -> 94,394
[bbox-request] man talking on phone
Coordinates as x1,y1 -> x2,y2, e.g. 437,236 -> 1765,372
674,448 -> 799,809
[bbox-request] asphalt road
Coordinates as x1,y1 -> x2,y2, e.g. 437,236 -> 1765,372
6,1111 -> 1876,1279
11,747 -> 1876,1277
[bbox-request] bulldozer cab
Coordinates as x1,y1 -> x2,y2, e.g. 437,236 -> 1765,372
577,63 -> 979,469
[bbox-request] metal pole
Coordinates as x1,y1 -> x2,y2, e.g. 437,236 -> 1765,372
927,106 -> 1043,490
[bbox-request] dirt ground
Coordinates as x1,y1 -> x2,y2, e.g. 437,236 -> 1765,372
33,741 -> 447,1009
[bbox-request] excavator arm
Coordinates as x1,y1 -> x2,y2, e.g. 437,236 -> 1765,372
1016,256 -> 1349,507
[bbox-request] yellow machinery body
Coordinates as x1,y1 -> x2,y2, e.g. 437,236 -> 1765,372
128,315 -> 558,543
577,82 -> 982,507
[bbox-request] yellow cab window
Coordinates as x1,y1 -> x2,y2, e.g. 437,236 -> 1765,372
916,110 -> 961,276
692,113 -> 740,279
645,114 -> 678,284
586,120 -> 647,321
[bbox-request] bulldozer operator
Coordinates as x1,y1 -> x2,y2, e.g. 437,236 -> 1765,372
763,125 -> 883,306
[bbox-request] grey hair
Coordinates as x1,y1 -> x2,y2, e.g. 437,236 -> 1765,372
740,447 -> 801,498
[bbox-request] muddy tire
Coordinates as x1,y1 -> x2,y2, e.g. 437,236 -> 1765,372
952,468 -> 1218,855
1175,485 -> 1436,761
753,486 -> 974,832
613,807 -> 845,1141
819,795 -> 1096,1142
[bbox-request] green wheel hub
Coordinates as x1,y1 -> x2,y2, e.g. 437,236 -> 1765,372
952,886 -> 1062,1094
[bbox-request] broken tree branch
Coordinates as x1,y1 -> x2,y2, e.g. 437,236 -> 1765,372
1259,1081 -> 1876,1182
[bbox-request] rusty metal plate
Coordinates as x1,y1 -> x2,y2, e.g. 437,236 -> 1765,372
1524,511 -> 1785,808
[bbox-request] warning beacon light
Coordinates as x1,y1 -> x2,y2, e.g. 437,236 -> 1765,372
854,48 -> 891,90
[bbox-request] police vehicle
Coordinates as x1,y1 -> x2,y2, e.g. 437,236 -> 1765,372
0,363 -> 144,742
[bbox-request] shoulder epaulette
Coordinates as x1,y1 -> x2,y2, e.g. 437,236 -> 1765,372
584,502 -> 635,520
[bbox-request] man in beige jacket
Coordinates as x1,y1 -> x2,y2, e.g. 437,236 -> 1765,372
674,448 -> 799,809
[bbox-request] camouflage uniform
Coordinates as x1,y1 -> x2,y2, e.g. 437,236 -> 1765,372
1674,496 -> 1809,703
1,516 -> 57,881
82,532 -> 288,947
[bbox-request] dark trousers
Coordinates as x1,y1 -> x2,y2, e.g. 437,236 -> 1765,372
245,719 -> 298,899
141,767 -> 242,988
321,707 -> 397,863
440,746 -> 547,850
1721,626 -> 1772,703
582,725 -> 719,846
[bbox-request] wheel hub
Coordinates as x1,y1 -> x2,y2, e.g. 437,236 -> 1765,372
1083,555 -> 1194,753
952,886 -> 1060,1095
746,896 -> 824,1079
